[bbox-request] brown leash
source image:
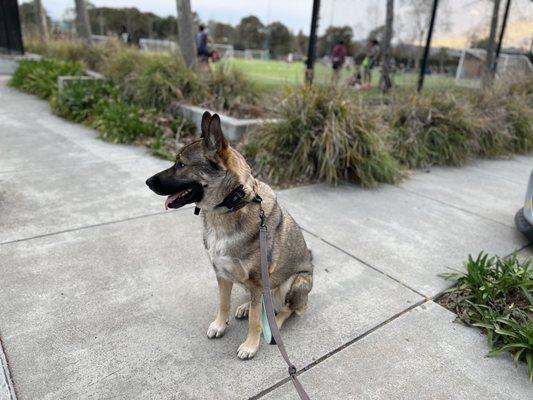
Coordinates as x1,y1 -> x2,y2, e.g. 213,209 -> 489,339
258,201 -> 311,400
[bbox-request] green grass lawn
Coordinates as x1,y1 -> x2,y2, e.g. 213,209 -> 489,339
226,58 -> 474,92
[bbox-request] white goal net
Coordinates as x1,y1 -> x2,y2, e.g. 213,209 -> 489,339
455,48 -> 533,85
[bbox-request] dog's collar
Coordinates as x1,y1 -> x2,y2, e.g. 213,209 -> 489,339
194,182 -> 262,215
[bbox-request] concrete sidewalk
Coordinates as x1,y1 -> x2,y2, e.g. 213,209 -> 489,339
0,76 -> 531,399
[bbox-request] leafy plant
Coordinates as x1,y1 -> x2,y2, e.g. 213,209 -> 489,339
50,79 -> 115,123
252,85 -> 403,186
90,97 -> 159,144
10,59 -> 84,99
441,253 -> 533,381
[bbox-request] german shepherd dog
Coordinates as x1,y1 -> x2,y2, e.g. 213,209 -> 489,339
146,112 -> 313,359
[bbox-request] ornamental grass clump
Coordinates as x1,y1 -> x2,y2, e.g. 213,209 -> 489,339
253,86 -> 402,187
201,64 -> 263,118
128,51 -> 204,109
506,94 -> 533,153
389,90 -> 479,168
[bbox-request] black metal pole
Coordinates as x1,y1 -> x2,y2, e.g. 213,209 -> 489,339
305,0 -> 320,84
417,0 -> 439,92
0,0 -> 11,53
13,0 -> 24,54
493,0 -> 511,73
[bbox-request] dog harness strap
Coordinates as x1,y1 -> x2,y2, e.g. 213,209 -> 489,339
259,212 -> 311,400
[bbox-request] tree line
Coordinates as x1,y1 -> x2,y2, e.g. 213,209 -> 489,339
19,2 -> 454,65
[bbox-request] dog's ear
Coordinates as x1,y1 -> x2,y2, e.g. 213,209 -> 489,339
203,114 -> 228,153
200,111 -> 211,138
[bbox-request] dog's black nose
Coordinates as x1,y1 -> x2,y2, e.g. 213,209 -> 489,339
146,175 -> 158,189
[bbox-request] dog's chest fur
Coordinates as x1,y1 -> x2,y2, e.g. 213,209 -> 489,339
203,222 -> 252,284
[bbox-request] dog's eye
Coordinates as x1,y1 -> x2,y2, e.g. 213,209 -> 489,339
175,161 -> 185,169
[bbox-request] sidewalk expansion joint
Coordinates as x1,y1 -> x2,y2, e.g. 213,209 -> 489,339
0,334 -> 17,400
301,227 -> 426,298
398,186 -> 515,229
249,299 -> 428,400
0,208 -> 191,246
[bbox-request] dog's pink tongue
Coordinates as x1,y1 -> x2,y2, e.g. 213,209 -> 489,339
165,192 -> 181,210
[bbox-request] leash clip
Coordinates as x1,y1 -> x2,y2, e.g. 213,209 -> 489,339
288,365 -> 297,376
259,207 -> 266,228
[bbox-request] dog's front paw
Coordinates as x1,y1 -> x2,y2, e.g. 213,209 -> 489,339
207,320 -> 227,338
237,340 -> 259,359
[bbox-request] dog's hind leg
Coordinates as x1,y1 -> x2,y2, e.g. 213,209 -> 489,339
207,277 -> 233,339
235,301 -> 249,319
285,271 -> 313,316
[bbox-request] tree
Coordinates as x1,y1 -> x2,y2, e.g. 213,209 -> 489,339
380,0 -> 394,92
482,0 -> 501,89
267,22 -> 291,57
176,0 -> 196,67
318,26 -> 353,57
367,25 -> 386,42
19,2 -> 50,37
74,0 -> 92,41
293,30 -> 309,55
209,21 -> 235,44
34,0 -> 49,43
234,16 -> 264,50
87,8 -> 180,41
469,35 -> 490,49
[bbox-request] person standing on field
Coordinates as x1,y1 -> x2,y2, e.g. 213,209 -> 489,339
362,39 -> 379,85
331,40 -> 347,84
195,25 -> 213,65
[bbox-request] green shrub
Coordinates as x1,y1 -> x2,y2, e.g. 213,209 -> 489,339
10,59 -> 84,99
90,97 -> 158,144
253,86 -> 402,186
50,79 -> 115,123
441,253 -> 533,382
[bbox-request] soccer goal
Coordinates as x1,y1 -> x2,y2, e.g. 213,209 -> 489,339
232,49 -> 269,60
139,38 -> 178,53
213,44 -> 234,59
455,48 -> 533,86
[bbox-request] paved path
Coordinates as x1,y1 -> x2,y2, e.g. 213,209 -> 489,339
0,75 -> 531,399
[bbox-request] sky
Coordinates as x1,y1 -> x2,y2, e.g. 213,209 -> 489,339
27,0 -> 533,49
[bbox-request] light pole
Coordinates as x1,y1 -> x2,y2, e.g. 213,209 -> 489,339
417,0 -> 439,92
305,0 -> 321,84
493,0 -> 512,74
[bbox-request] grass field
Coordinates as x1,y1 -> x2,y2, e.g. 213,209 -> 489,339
226,58 -> 474,92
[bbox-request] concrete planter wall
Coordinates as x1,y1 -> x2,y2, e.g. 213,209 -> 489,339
57,70 -> 104,91
177,104 -> 276,141
0,53 -> 41,75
